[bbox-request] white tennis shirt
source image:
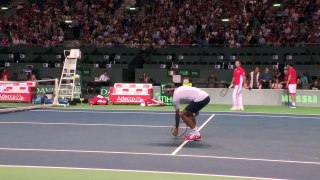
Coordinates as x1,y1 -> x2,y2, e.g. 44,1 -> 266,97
99,74 -> 110,82
172,86 -> 209,110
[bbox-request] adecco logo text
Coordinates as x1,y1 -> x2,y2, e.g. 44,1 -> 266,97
116,96 -> 141,102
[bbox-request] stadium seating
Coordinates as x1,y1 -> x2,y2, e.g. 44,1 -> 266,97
1,0 -> 320,85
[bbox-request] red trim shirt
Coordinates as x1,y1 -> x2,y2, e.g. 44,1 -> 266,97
288,67 -> 296,84
233,67 -> 245,85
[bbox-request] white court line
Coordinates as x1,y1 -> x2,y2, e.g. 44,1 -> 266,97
0,165 -> 286,180
50,107 -> 320,116
0,147 -> 319,165
215,113 -> 320,120
215,111 -> 320,117
31,109 -> 175,115
0,121 -> 171,128
171,114 -> 215,155
0,105 -> 52,113
0,147 -> 168,156
30,109 -> 320,120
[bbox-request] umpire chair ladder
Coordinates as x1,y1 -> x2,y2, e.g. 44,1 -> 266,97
57,49 -> 81,100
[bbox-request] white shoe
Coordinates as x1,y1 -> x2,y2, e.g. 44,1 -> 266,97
230,107 -> 239,111
239,107 -> 244,111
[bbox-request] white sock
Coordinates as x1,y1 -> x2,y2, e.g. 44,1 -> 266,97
191,127 -> 200,136
292,102 -> 296,106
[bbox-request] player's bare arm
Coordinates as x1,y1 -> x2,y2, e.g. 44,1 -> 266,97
287,74 -> 291,87
172,109 -> 180,136
175,109 -> 180,128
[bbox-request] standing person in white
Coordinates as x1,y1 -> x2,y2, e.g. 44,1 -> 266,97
164,84 -> 210,141
229,60 -> 247,111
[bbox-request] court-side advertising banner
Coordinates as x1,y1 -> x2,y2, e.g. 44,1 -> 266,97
37,86 -> 81,99
159,83 -> 172,106
37,85 -> 320,107
201,88 -> 320,107
0,82 -> 36,103
109,83 -> 153,105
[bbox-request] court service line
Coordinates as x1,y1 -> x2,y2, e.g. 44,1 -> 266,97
50,107 -> 320,117
215,113 -> 320,120
31,109 -> 175,115
0,121 -> 171,128
30,109 -> 320,119
171,114 -> 215,155
0,165 -> 285,180
0,147 -> 319,165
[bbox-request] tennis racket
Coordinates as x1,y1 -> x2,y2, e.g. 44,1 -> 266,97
171,120 -> 188,137
220,86 -> 231,97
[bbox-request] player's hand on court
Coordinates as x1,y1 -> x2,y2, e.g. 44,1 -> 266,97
172,128 -> 179,136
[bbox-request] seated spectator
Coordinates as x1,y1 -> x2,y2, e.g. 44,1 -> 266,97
300,73 -> 309,89
139,72 -> 152,83
245,74 -> 250,88
261,67 -> 271,89
207,73 -> 217,88
1,75 -> 8,81
296,76 -> 303,89
272,66 -> 281,80
98,71 -> 110,82
249,67 -> 261,89
310,79 -> 320,90
183,78 -> 191,84
281,67 -> 288,88
28,74 -> 37,81
1,68 -> 11,81
86,71 -> 109,93
271,78 -> 283,89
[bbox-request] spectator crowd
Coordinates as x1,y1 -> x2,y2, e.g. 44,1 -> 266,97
206,65 -> 320,90
0,0 -> 122,47
0,0 -> 319,89
1,0 -> 320,47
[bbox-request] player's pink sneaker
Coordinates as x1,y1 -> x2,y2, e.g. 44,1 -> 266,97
185,134 -> 202,141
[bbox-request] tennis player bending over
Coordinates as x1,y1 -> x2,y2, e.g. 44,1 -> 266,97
164,84 -> 210,141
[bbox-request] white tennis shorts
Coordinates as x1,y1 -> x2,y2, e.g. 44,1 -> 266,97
288,84 -> 297,94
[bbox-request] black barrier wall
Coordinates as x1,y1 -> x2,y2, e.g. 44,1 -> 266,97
1,46 -> 320,84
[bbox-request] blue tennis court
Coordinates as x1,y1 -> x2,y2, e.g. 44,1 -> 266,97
0,109 -> 320,179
